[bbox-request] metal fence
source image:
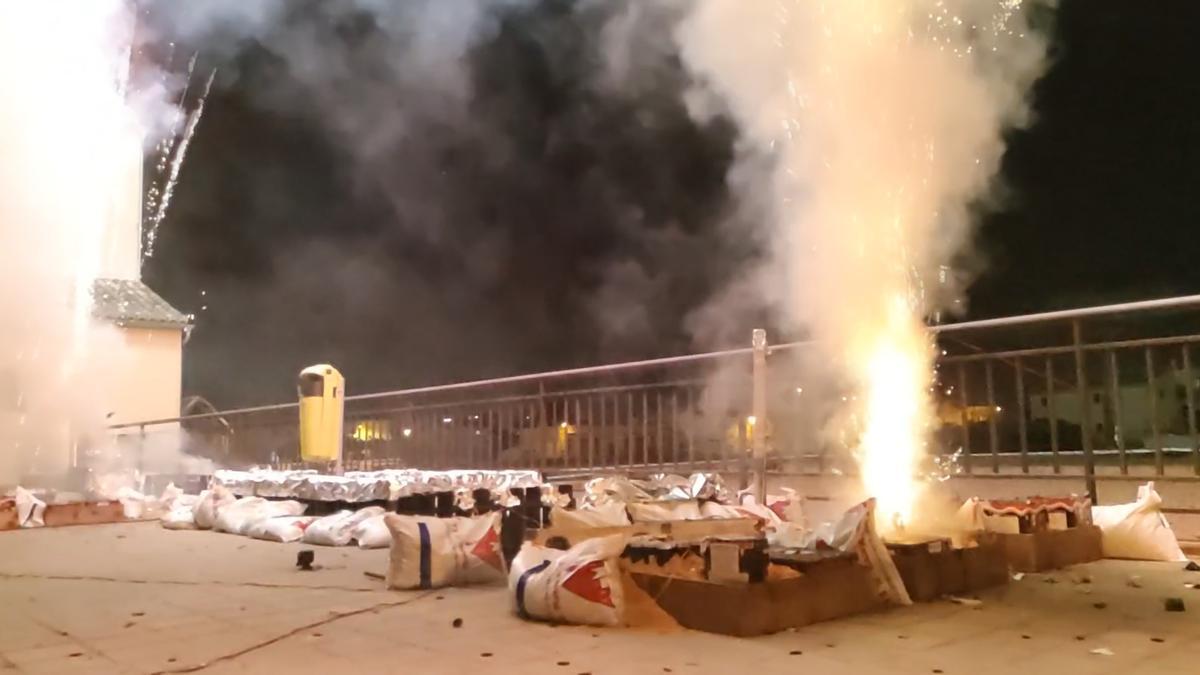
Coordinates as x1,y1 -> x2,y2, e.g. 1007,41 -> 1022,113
108,295 -> 1200,499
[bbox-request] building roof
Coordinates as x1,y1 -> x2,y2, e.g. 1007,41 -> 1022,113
91,278 -> 191,329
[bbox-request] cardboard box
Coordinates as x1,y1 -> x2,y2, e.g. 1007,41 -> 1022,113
997,524 -> 1103,572
630,555 -> 888,636
888,537 -> 1008,602
41,501 -> 126,528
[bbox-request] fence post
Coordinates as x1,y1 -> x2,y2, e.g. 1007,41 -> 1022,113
1073,320 -> 1097,505
751,328 -> 768,504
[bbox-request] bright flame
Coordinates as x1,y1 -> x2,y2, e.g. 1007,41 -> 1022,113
856,300 -> 933,531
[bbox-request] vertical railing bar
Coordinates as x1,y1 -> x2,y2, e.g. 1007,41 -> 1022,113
671,390 -> 679,471
656,390 -> 665,471
1108,350 -> 1127,475
686,387 -> 695,466
626,393 -> 634,469
641,391 -> 650,467
575,398 -> 583,469
1184,344 -> 1199,476
1046,357 -> 1060,473
985,360 -> 999,473
1073,319 -> 1097,504
1015,357 -> 1029,473
958,363 -> 971,475
588,395 -> 596,470
1146,348 -> 1163,475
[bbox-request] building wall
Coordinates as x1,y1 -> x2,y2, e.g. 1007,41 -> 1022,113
108,326 -> 182,426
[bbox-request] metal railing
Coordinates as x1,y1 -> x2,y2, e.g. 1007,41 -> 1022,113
108,294 -> 1200,501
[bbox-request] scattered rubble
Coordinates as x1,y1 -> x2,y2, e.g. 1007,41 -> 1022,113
1163,597 -> 1186,612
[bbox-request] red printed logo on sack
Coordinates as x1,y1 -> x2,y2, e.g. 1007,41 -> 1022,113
560,561 -> 614,608
470,525 -> 504,571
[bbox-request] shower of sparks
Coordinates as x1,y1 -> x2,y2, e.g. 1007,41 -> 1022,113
758,0 -> 1040,533
142,61 -> 215,265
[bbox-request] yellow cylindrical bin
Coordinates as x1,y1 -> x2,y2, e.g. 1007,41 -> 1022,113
298,364 -> 345,464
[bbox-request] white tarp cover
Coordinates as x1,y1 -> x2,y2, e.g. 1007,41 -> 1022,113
508,535 -> 627,627
384,511 -> 506,590
14,487 -> 46,528
766,499 -> 911,606
1092,482 -> 1188,562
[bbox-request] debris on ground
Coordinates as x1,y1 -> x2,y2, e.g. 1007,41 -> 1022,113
1163,597 -> 1186,612
1012,573 -> 1025,581
296,550 -> 315,571
363,571 -> 385,581
1127,575 -> 1143,588
1092,602 -> 1107,610
1185,583 -> 1200,590
947,596 -> 983,608
452,618 -> 463,628
1089,647 -> 1114,656
1185,561 -> 1200,572
1072,574 -> 1092,585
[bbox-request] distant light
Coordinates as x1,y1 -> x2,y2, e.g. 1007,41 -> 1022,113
746,416 -> 757,426
995,406 -> 1003,413
559,421 -> 568,429
402,428 -> 413,438
442,417 -> 452,424
795,387 -> 803,395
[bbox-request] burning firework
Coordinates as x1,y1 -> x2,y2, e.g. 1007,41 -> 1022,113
675,0 -> 1051,533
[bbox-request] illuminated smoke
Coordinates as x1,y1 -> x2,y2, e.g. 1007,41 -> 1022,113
0,1 -> 160,486
673,0 -> 1051,530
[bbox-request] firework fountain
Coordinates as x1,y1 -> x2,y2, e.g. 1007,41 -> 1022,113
675,0 -> 1051,534
0,1 -> 204,487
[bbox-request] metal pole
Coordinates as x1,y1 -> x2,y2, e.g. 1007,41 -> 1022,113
1073,320 -> 1097,505
751,328 -> 768,504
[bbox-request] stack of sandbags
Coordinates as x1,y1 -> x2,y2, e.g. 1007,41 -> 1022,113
213,497 -> 307,535
246,516 -> 319,543
384,511 -> 506,590
303,507 -> 388,547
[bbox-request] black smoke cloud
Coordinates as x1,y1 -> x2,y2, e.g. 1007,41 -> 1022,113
138,0 -> 759,407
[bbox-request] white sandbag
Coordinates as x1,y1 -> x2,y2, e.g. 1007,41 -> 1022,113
626,500 -> 704,522
214,497 -> 306,535
247,516 -> 319,543
351,514 -> 392,549
550,503 -> 630,529
161,505 -> 198,530
303,506 -> 387,547
117,487 -> 149,519
193,486 -> 237,530
384,511 -> 506,590
1092,482 -> 1187,562
508,535 -> 626,627
15,487 -> 46,528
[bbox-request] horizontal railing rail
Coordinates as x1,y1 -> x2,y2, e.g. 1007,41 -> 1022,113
103,293 -> 1200,498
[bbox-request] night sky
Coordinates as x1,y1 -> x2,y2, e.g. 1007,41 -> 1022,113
142,0 -> 1200,408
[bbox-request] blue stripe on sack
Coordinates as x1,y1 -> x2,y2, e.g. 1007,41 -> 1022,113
515,560 -> 552,620
417,522 -> 432,589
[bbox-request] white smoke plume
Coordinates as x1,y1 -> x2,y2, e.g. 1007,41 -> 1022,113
0,1 -> 148,487
671,0 -> 1053,528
